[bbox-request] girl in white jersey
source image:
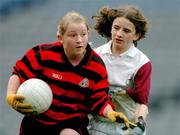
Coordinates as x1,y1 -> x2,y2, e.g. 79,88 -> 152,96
89,5 -> 152,135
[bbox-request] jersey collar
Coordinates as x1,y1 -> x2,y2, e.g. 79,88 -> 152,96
61,43 -> 91,67
101,40 -> 137,58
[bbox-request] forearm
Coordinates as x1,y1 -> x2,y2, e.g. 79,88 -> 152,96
7,74 -> 20,95
135,104 -> 148,121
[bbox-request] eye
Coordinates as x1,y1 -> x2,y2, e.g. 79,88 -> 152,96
68,33 -> 76,37
81,33 -> 87,37
113,25 -> 119,30
123,28 -> 131,33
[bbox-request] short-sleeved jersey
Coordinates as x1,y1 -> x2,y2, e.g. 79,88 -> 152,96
13,41 -> 111,125
95,41 -> 152,105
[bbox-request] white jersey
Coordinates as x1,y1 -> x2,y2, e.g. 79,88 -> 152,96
95,41 -> 150,92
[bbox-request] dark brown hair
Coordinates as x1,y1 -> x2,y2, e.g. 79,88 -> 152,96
92,5 -> 149,43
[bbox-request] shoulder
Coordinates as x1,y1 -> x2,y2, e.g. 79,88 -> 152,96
133,47 -> 152,76
24,41 -> 62,62
94,41 -> 112,55
134,47 -> 151,64
25,41 -> 61,53
91,49 -> 105,66
37,41 -> 62,51
90,50 -> 108,78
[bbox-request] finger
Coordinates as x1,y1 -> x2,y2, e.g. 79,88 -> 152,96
14,95 -> 25,100
116,115 -> 130,128
18,108 -> 34,113
17,102 -> 32,109
20,110 -> 38,116
124,121 -> 130,128
116,113 -> 129,122
128,121 -> 137,127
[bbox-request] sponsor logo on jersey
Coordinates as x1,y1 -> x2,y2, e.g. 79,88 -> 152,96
79,78 -> 89,88
52,73 -> 62,80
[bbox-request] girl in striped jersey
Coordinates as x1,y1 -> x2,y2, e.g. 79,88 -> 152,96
6,11 -> 130,135
89,5 -> 152,135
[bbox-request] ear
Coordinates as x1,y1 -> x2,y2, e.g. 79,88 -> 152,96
57,32 -> 63,41
134,33 -> 141,41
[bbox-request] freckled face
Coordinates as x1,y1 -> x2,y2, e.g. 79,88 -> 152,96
111,17 -> 139,52
62,22 -> 88,58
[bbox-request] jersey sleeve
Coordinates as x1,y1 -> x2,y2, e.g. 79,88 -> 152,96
88,54 -> 113,116
90,77 -> 112,116
126,62 -> 152,105
13,45 -> 42,83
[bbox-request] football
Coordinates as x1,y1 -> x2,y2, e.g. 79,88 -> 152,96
17,78 -> 53,114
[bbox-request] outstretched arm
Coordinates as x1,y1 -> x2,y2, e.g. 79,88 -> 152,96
103,104 -> 137,128
6,75 -> 33,115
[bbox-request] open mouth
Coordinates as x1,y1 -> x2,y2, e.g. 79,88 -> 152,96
76,46 -> 83,48
115,38 -> 123,42
115,39 -> 123,43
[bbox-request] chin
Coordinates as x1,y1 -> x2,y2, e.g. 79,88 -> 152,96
74,50 -> 83,55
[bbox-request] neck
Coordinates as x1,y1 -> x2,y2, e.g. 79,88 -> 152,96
111,43 -> 131,56
65,50 -> 86,66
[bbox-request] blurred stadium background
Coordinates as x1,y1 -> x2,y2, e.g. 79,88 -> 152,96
0,0 -> 180,135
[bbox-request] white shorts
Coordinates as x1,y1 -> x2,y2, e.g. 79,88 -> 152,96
89,117 -> 131,135
88,117 -> 146,135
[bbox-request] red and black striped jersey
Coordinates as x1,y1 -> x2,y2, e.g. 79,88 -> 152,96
13,41 -> 111,125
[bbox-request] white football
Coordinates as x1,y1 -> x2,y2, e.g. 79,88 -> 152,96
17,78 -> 53,114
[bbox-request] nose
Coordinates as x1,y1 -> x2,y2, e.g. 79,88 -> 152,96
116,29 -> 123,37
76,35 -> 82,43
